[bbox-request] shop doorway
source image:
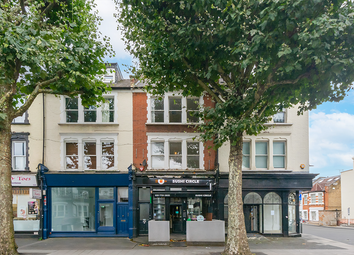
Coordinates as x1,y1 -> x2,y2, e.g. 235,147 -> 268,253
170,204 -> 183,233
244,205 -> 259,233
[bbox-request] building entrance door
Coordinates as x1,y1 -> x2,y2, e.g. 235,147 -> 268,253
170,204 -> 183,233
117,204 -> 128,236
244,205 -> 259,233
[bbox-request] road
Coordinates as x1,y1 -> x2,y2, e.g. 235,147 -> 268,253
303,224 -> 354,245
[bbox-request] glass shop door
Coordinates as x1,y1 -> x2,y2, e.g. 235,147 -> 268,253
97,188 -> 115,234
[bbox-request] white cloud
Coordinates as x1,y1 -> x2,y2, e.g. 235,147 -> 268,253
310,112 -> 354,173
94,0 -> 132,61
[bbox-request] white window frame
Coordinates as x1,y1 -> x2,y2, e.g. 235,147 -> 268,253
272,109 -> 286,123
103,68 -> 115,83
303,194 -> 308,205
12,141 -> 27,171
318,192 -> 323,204
147,92 -> 203,124
147,134 -> 204,170
273,141 -> 286,169
61,134 -> 118,171
242,140 -> 251,170
255,141 -> 268,169
60,93 -> 118,124
310,193 -> 316,205
302,210 -> 308,220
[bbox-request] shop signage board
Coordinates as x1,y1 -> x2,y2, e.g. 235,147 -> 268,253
11,175 -> 38,187
30,188 -> 42,199
150,178 -> 212,186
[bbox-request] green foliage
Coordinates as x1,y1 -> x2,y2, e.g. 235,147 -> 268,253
0,0 -> 114,119
118,0 -> 354,147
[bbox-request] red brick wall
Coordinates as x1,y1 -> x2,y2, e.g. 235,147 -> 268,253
132,92 -> 216,171
133,92 -> 148,169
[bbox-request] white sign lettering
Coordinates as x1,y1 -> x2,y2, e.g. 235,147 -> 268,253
11,175 -> 37,187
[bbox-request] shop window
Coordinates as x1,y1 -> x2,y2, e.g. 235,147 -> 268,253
187,142 -> 199,168
84,142 -> 96,170
264,192 -> 282,234
273,142 -> 286,168
99,188 -> 114,200
51,187 -> 95,232
148,93 -> 202,124
117,187 -> 128,202
62,95 -> 117,124
169,142 -> 182,168
255,142 -> 268,168
244,192 -> 262,204
153,197 -> 165,220
151,98 -> 164,123
288,192 -> 296,234
242,142 -> 250,169
63,135 -> 117,171
187,198 -> 202,221
12,188 -> 40,232
139,188 -> 150,201
149,137 -> 203,170
66,142 -> 79,170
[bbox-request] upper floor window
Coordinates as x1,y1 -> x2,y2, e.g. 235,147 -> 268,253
62,134 -> 117,171
148,93 -> 202,124
12,100 -> 28,124
255,142 -> 268,169
273,142 -> 286,168
242,141 -> 250,169
11,133 -> 29,171
303,194 -> 308,205
62,95 -> 116,124
318,193 -> 323,204
148,136 -> 203,170
310,193 -> 316,204
272,110 -> 286,123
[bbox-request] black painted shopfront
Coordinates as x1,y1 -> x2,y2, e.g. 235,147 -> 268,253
131,171 -> 316,237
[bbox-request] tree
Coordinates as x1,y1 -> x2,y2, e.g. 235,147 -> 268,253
0,0 -> 113,253
118,0 -> 354,254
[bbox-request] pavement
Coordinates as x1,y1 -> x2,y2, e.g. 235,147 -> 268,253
16,231 -> 354,255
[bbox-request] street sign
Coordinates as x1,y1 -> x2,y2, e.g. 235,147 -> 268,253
299,194 -> 302,200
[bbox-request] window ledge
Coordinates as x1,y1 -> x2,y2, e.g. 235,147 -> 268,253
11,123 -> 30,125
243,169 -> 293,173
59,169 -> 120,172
146,123 -> 199,126
264,123 -> 293,126
58,123 -> 119,126
146,169 -> 206,172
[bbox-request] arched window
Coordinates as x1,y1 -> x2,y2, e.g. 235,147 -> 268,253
244,192 -> 262,204
263,192 -> 282,234
288,192 -> 296,234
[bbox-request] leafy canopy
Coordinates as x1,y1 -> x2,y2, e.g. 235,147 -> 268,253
0,0 -> 114,122
118,0 -> 354,146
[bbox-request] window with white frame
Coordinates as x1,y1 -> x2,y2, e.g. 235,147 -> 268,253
303,194 -> 308,205
12,99 -> 28,124
310,193 -> 316,204
255,142 -> 268,168
302,210 -> 308,220
149,136 -> 203,170
62,95 -> 117,124
273,141 -> 286,168
242,141 -> 250,169
318,193 -> 323,204
148,93 -> 202,124
12,141 -> 27,171
273,110 -> 286,123
62,134 -> 117,171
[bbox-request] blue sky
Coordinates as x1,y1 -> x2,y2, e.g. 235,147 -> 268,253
96,0 -> 354,177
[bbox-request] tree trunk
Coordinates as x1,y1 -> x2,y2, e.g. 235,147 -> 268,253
223,133 -> 251,255
0,106 -> 18,254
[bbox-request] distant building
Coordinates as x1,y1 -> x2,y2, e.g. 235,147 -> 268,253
301,175 -> 341,225
341,159 -> 354,225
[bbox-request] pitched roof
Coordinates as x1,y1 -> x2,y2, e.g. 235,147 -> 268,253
310,175 -> 341,192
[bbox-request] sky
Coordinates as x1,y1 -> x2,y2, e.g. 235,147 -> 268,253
95,0 -> 354,178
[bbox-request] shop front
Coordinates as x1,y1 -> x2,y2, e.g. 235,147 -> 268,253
218,172 -> 317,236
42,173 -> 131,239
134,175 -> 215,236
12,174 -> 41,237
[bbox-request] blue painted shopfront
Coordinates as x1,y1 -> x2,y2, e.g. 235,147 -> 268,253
41,173 -> 132,239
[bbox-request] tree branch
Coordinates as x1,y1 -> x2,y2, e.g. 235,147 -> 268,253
182,58 -> 223,103
217,64 -> 233,88
40,1 -> 57,18
268,72 -> 312,87
0,91 -> 15,107
204,79 -> 227,98
38,89 -> 83,96
20,0 -> 27,15
12,76 -> 60,118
